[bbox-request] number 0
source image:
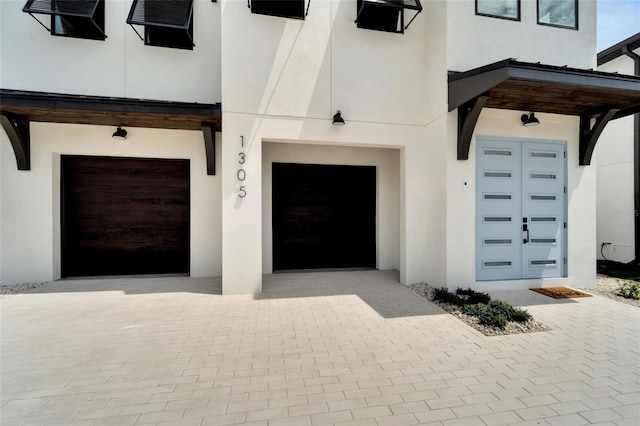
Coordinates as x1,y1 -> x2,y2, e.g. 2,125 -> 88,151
237,169 -> 246,181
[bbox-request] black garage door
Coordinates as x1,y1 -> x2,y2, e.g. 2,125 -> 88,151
272,163 -> 376,270
61,156 -> 190,277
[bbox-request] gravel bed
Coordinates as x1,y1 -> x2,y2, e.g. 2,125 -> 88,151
580,275 -> 640,308
408,283 -> 550,336
0,281 -> 48,297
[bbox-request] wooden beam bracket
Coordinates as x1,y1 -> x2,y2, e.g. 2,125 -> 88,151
457,94 -> 490,160
202,123 -> 216,175
0,112 -> 30,170
579,108 -> 619,165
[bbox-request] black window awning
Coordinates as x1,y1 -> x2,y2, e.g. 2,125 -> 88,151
448,59 -> 640,165
127,0 -> 194,48
23,0 -> 98,16
250,0 -> 308,20
127,0 -> 192,30
23,0 -> 106,39
355,0 -> 422,34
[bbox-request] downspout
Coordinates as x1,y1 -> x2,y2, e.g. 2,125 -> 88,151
622,45 -> 640,263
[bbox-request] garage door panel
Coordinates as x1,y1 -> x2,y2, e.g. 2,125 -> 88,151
273,163 -> 376,271
62,156 -> 190,277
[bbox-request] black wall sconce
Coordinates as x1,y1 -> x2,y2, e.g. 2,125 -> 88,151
521,112 -> 540,126
112,126 -> 128,140
332,110 -> 345,125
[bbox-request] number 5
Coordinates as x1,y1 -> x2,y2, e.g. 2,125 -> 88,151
239,186 -> 247,198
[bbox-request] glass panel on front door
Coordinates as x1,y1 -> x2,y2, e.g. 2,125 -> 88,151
476,138 -> 566,281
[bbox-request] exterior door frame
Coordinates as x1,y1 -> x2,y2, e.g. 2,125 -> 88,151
475,135 -> 568,281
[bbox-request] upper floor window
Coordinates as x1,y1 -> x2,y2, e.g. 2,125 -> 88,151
355,0 -> 422,34
250,0 -> 307,20
537,0 -> 577,30
476,0 -> 520,21
23,0 -> 107,40
127,0 -> 194,50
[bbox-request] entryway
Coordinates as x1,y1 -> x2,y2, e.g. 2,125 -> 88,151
476,137 -> 566,281
61,156 -> 190,277
272,163 -> 376,271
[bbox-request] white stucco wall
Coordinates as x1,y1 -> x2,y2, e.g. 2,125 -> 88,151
261,142 -> 400,273
447,0 -> 597,71
0,123 -> 222,285
219,1 -> 449,293
1,0 -> 601,292
0,0 -> 221,103
220,112 -> 445,293
595,50 -> 638,262
221,0 -> 446,125
445,108 -> 596,290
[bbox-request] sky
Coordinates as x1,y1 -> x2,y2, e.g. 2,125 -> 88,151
597,0 -> 640,51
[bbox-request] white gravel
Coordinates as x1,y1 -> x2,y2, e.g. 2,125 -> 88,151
0,281 -> 48,296
409,277 -> 639,336
408,283 -> 551,336
581,275 -> 640,308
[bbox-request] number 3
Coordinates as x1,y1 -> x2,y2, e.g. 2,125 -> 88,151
239,152 -> 245,164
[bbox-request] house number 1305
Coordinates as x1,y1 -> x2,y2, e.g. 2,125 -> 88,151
238,137 -> 247,198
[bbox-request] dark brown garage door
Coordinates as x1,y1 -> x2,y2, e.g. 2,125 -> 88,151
62,156 -> 190,277
272,163 -> 376,271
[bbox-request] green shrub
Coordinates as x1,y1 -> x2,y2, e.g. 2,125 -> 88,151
433,287 -> 492,306
456,288 -> 491,304
463,300 -> 532,329
433,287 -> 465,305
488,300 -> 532,323
617,280 -> 640,300
464,304 -> 508,329
510,307 -> 533,322
432,288 -> 533,329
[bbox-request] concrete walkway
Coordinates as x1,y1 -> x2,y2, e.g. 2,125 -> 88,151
1,271 -> 639,425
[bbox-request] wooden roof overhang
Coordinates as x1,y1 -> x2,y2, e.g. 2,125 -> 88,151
448,59 -> 640,165
0,89 -> 221,174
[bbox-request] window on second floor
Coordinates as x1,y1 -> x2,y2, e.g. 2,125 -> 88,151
537,0 -> 577,30
355,0 -> 422,34
475,0 -> 520,21
127,0 -> 194,50
22,0 -> 107,40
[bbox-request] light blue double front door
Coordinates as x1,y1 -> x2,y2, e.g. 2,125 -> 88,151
476,137 -> 566,281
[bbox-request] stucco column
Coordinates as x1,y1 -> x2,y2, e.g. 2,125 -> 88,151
221,115 -> 263,294
400,141 -> 434,286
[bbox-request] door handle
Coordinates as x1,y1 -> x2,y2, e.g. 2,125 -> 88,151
523,224 -> 530,244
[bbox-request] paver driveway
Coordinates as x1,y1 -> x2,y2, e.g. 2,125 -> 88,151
1,270 -> 639,425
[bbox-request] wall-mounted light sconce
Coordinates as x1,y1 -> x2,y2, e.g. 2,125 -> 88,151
520,112 -> 540,126
332,110 -> 345,126
112,126 -> 128,139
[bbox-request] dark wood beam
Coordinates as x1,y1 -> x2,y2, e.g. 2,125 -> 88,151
0,89 -> 222,132
613,102 -> 640,120
579,108 -> 620,166
1,112 -> 30,170
202,123 -> 216,175
448,59 -> 640,117
457,94 -> 489,160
